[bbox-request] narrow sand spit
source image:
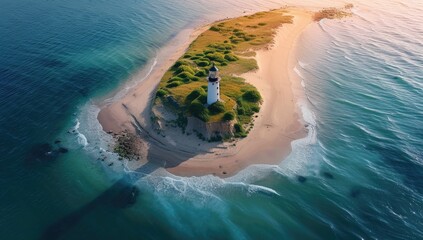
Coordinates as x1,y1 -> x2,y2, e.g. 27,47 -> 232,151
98,8 -> 314,177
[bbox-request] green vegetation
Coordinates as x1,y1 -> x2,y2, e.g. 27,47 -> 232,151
242,90 -> 262,102
208,101 -> 225,115
223,111 -> 235,121
234,123 -> 247,138
156,89 -> 167,98
189,100 -> 209,122
154,9 -> 293,138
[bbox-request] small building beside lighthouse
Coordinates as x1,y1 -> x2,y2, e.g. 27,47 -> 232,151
207,64 -> 220,105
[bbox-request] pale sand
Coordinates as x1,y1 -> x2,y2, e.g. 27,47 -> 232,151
98,8 -> 314,177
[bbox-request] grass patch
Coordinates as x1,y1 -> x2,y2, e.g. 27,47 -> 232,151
155,9 -> 295,136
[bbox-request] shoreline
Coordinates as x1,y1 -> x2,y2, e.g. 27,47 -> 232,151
98,8 -> 314,177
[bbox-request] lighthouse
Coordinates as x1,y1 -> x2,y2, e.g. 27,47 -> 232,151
207,63 -> 220,105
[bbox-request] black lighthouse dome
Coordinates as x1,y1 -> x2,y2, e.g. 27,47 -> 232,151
208,63 -> 219,82
209,64 -> 218,72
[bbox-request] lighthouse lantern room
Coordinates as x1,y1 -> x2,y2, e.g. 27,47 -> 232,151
207,63 -> 220,105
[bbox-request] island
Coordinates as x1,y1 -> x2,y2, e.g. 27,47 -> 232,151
97,6 -> 352,177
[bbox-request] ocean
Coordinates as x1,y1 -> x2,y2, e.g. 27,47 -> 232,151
0,0 -> 422,239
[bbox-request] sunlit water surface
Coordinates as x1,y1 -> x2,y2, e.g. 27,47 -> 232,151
0,0 -> 422,239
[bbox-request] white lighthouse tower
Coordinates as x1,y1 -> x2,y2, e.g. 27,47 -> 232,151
207,63 -> 220,105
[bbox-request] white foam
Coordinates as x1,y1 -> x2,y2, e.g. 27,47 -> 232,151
294,66 -> 305,80
69,102 -> 125,174
68,119 -> 88,147
298,60 -> 309,69
77,132 -> 88,147
227,182 -> 281,197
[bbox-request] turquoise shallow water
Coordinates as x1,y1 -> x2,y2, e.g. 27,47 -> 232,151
0,0 -> 422,239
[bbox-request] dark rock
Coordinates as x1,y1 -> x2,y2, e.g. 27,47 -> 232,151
58,147 -> 69,154
322,172 -> 334,179
297,176 -> 307,183
222,171 -> 227,175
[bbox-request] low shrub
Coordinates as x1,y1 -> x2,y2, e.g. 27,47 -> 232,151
230,38 -> 243,44
208,101 -> 225,115
243,36 -> 254,41
172,60 -> 190,70
210,26 -> 220,32
177,71 -> 196,81
195,69 -> 207,77
195,60 -> 210,67
224,54 -> 238,61
167,76 -> 183,83
251,105 -> 260,113
156,89 -> 167,97
175,65 -> 195,75
237,106 -> 245,115
197,94 -> 207,104
234,31 -> 245,37
206,52 -> 226,63
189,100 -> 209,122
234,123 -> 246,138
222,111 -> 235,121
166,81 -> 182,88
242,90 -> 262,102
186,88 -> 206,103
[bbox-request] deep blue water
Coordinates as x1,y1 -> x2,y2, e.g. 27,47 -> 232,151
0,0 -> 422,239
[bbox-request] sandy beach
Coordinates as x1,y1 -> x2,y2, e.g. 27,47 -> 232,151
98,8 -> 314,177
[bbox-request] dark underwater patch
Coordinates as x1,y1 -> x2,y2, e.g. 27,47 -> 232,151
322,172 -> 334,179
297,175 -> 307,183
25,143 -> 69,164
39,58 -> 68,68
350,187 -> 361,198
366,143 -> 423,195
113,185 -> 140,208
26,143 -> 55,163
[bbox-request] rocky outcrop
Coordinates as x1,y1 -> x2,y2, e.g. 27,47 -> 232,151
113,130 -> 143,161
186,117 -> 235,141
